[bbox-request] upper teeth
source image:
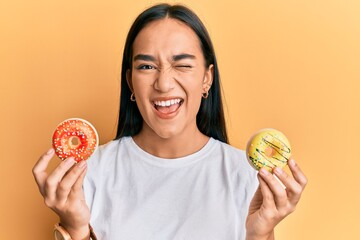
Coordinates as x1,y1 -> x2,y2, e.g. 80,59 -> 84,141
154,99 -> 181,107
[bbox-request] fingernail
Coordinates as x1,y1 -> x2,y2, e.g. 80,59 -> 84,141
65,157 -> 75,165
274,167 -> 283,175
47,148 -> 54,155
260,168 -> 269,176
289,159 -> 296,167
78,160 -> 87,168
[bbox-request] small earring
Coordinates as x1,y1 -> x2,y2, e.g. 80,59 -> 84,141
130,93 -> 136,102
202,92 -> 209,99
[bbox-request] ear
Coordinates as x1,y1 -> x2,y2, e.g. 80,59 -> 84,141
126,69 -> 134,92
202,64 -> 214,93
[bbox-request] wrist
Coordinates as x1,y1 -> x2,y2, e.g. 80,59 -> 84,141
59,223 -> 90,240
246,229 -> 275,240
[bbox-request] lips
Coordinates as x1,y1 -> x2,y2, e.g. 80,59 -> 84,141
153,98 -> 183,118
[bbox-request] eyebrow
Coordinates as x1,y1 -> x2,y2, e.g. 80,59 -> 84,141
133,53 -> 196,62
172,54 -> 196,61
133,54 -> 156,62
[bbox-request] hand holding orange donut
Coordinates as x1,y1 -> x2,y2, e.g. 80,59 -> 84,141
32,118 -> 98,239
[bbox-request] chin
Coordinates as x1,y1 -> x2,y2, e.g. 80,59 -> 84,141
154,130 -> 180,140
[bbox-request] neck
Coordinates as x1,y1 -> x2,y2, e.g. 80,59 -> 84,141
132,126 -> 209,159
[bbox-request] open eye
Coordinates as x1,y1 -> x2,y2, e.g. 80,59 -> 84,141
137,65 -> 156,70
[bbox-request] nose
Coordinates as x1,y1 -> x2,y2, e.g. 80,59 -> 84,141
153,67 -> 175,93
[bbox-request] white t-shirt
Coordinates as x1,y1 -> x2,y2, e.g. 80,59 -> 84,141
84,137 -> 259,240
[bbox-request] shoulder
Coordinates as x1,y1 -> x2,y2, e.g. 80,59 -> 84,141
213,140 -> 259,205
215,140 -> 245,158
214,139 -> 253,171
86,137 -> 131,177
213,139 -> 258,186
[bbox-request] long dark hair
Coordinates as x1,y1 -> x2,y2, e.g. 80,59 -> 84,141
115,3 -> 228,143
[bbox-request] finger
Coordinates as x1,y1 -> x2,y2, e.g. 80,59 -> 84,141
257,173 -> 276,210
32,148 -> 55,195
72,162 -> 87,192
273,167 -> 302,205
44,157 -> 76,201
56,161 -> 87,202
288,159 -> 308,188
68,164 -> 88,203
259,168 -> 288,208
248,185 -> 264,215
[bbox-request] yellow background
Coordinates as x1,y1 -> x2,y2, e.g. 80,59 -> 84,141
1,0 -> 359,239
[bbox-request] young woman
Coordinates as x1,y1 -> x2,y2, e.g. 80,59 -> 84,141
33,4 -> 307,240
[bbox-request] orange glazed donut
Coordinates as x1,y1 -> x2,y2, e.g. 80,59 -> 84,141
52,118 -> 98,162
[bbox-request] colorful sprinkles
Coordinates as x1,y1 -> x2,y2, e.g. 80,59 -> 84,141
52,118 -> 98,162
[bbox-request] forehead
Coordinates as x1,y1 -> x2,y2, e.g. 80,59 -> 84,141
132,18 -> 202,56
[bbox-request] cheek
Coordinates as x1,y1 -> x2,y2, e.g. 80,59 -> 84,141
131,73 -> 153,95
131,80 -> 152,112
180,75 -> 204,108
180,72 -> 205,94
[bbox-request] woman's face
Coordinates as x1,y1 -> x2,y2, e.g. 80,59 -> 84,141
128,18 -> 213,139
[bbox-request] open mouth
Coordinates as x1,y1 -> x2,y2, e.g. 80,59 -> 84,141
153,98 -> 184,115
